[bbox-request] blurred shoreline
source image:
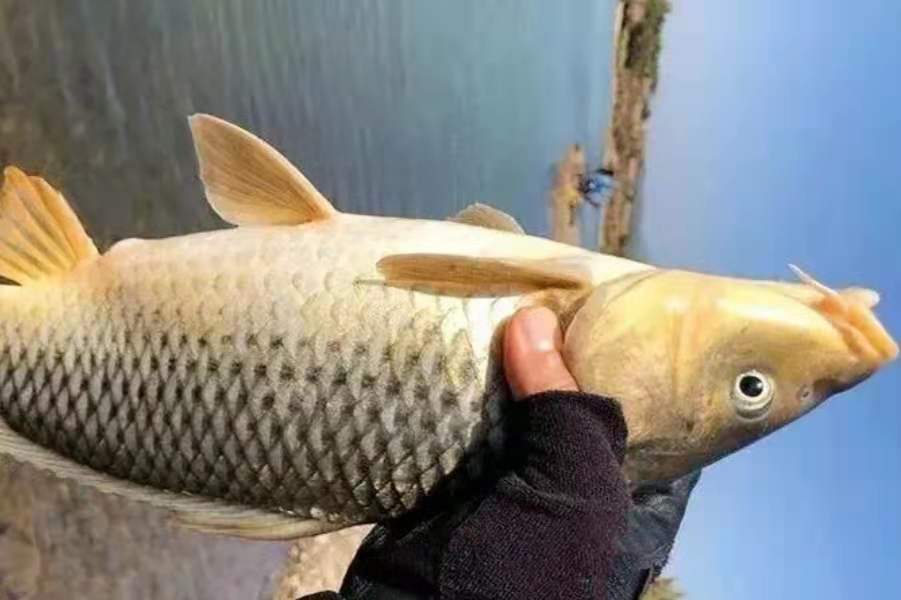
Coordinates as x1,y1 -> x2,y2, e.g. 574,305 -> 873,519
601,0 -> 670,256
552,0 -> 670,257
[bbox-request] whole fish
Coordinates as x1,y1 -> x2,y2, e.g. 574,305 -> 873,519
0,115 -> 895,540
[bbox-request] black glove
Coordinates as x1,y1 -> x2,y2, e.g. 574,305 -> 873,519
331,473 -> 701,600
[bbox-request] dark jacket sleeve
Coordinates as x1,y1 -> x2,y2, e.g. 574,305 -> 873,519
604,470 -> 701,599
302,390 -> 631,600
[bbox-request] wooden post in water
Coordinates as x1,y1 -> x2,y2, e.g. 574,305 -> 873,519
549,144 -> 588,246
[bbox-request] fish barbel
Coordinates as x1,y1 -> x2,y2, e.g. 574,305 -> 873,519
0,115 -> 894,540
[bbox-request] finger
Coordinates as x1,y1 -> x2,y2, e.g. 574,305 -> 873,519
503,306 -> 579,400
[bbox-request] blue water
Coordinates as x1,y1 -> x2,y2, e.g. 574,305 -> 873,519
2,0 -> 614,244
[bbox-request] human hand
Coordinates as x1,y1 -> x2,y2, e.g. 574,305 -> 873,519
506,306 -> 701,599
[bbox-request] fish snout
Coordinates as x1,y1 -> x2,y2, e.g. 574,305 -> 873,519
768,267 -> 898,372
818,288 -> 898,371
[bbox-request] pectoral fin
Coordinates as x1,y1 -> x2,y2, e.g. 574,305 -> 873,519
449,203 -> 526,234
376,253 -> 592,294
189,114 -> 338,226
173,510 -> 347,541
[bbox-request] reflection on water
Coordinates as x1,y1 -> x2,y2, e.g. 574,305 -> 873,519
0,0 -> 614,597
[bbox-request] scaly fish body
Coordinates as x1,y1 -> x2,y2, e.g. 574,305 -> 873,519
0,214 -> 644,525
0,114 -> 894,540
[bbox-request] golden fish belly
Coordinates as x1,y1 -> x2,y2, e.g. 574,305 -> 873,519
0,218 -> 534,522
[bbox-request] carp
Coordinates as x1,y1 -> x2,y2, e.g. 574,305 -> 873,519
0,115 -> 894,540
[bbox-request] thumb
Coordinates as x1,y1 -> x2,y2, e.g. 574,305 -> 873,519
503,306 -> 579,400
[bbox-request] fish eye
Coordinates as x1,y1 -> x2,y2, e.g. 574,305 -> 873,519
731,370 -> 775,420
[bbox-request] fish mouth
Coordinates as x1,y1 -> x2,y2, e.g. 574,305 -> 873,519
832,293 -> 900,367
770,266 -> 899,369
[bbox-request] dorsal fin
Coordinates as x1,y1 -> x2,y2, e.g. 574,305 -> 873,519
0,167 -> 98,285
376,253 -> 592,295
188,114 -> 337,226
449,203 -> 525,234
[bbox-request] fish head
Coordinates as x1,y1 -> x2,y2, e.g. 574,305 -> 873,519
562,267 -> 898,485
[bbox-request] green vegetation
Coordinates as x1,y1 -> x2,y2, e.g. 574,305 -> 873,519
641,576 -> 684,600
623,0 -> 671,88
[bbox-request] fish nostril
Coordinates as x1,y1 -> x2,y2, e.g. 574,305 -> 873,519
797,384 -> 817,410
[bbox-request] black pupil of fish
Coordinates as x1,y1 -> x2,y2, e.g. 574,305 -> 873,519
739,375 -> 765,398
